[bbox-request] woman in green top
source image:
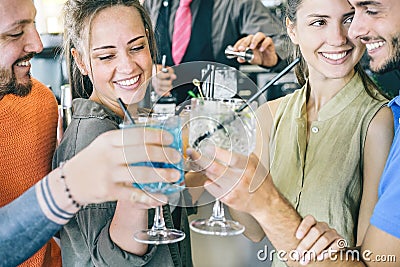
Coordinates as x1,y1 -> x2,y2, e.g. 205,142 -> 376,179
254,0 -> 394,265
53,0 -> 192,266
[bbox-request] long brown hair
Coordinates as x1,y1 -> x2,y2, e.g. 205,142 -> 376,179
63,0 -> 157,98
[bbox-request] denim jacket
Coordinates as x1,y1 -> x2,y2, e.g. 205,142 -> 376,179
52,98 -> 192,267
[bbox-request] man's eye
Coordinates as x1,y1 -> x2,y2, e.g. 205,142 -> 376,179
366,9 -> 378,15
9,32 -> 23,38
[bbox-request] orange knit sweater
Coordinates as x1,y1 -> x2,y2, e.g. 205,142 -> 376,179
0,79 -> 61,267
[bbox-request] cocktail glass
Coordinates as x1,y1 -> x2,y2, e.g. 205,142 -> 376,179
121,114 -> 186,244
188,98 -> 256,236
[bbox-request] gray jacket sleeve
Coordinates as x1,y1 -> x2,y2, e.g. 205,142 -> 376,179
60,202 -> 158,267
53,117 -> 118,167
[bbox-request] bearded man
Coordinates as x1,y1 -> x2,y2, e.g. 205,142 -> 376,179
0,0 -> 60,265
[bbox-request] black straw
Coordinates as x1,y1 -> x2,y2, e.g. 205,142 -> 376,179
192,58 -> 301,148
117,98 -> 135,124
236,57 -> 301,112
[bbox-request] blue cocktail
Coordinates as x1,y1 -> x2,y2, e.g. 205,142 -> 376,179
120,114 -> 186,244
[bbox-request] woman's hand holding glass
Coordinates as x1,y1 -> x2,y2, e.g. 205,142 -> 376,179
120,115 -> 186,244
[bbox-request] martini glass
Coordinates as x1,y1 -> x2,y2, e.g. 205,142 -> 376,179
121,114 -> 186,244
188,98 -> 256,236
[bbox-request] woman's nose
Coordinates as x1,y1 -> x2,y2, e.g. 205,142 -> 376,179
327,26 -> 347,47
116,54 -> 137,74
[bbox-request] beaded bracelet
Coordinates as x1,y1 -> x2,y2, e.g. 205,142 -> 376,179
59,161 -> 83,209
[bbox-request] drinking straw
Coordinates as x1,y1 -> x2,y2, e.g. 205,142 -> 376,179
117,97 -> 135,125
236,57 -> 301,112
192,58 -> 301,148
188,90 -> 197,98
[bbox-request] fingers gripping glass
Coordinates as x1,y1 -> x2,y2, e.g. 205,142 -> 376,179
188,98 -> 256,236
120,114 -> 186,244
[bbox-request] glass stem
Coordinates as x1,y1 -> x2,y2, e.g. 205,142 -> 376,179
210,200 -> 226,221
151,205 -> 166,231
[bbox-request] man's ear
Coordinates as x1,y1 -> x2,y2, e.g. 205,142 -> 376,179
286,17 -> 299,45
71,48 -> 88,75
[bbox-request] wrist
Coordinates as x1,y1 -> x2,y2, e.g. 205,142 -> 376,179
269,53 -> 279,68
59,161 -> 85,208
110,203 -> 148,254
248,174 -> 280,220
35,170 -> 80,225
49,167 -> 82,213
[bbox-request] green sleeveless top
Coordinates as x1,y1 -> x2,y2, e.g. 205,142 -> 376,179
270,74 -> 386,266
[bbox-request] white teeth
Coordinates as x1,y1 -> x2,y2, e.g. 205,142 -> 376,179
16,60 -> 30,67
366,41 -> 385,51
116,76 -> 139,86
321,51 -> 347,60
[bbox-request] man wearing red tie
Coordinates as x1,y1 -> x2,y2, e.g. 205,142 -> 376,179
144,0 -> 287,103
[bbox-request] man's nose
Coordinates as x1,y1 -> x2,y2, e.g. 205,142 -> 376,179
24,27 -> 44,54
349,13 -> 369,40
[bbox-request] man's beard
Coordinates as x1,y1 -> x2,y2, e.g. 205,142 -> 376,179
370,35 -> 400,74
0,67 -> 32,98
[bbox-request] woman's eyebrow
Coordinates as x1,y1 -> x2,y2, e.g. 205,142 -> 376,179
93,35 -> 145,51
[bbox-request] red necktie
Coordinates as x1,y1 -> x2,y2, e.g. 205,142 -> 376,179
172,0 -> 192,65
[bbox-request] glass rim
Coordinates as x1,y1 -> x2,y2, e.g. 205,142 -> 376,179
119,114 -> 181,129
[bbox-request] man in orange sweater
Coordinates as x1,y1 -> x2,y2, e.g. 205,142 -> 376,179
0,0 -> 60,265
0,2 -> 186,267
